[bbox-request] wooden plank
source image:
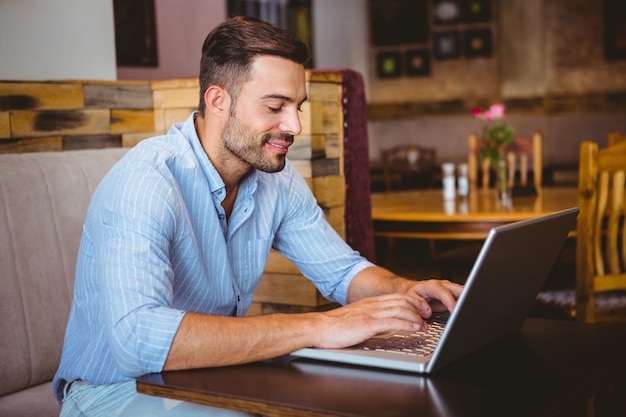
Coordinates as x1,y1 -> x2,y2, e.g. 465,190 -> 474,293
62,134 -> 122,150
0,112 -> 9,138
310,133 -> 327,159
321,101 -> 342,134
110,109 -> 154,134
122,132 -> 154,147
299,101 -> 324,136
0,82 -> 83,111
163,109 -> 194,132
287,135 -> 311,161
10,109 -> 110,138
289,159 -> 312,179
153,109 -> 165,134
312,158 -> 340,177
153,87 -> 199,110
367,93 -> 626,120
323,132 -> 341,160
151,78 -> 199,90
263,250 -> 301,274
313,175 -> 345,208
84,84 -> 153,109
247,301 -> 338,316
308,82 -> 341,103
0,137 -> 62,154
253,273 -> 322,307
307,72 -> 342,83
322,206 -> 346,238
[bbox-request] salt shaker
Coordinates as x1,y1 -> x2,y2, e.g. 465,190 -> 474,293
442,163 -> 456,200
457,163 -> 469,198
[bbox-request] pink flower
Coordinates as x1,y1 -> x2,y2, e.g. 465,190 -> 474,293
486,104 -> 505,120
472,107 -> 482,118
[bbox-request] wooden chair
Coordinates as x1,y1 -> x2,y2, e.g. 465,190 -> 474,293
576,140 -> 626,323
608,130 -> 626,146
380,144 -> 437,191
468,132 -> 543,193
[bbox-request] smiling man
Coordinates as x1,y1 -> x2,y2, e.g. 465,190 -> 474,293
53,16 -> 462,416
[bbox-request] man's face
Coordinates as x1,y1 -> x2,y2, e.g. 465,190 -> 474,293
222,56 -> 307,173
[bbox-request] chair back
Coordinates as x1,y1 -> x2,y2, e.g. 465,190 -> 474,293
380,144 -> 436,191
468,132 -> 543,193
576,140 -> 626,322
607,130 -> 626,146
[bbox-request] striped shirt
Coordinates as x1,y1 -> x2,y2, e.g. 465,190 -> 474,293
53,113 -> 373,401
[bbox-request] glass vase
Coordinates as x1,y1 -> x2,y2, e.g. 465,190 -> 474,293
495,158 -> 512,207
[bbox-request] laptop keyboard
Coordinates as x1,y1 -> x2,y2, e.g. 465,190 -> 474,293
355,313 -> 449,357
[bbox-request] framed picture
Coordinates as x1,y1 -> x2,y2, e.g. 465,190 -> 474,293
113,0 -> 158,67
433,0 -> 461,26
462,0 -> 492,23
369,0 -> 429,46
376,51 -> 402,78
405,49 -> 431,76
464,28 -> 492,58
434,31 -> 461,60
604,0 -> 626,60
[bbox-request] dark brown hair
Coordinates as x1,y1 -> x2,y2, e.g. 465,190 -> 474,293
198,16 -> 310,116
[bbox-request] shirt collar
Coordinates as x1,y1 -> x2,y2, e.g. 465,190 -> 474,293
182,112 -> 259,197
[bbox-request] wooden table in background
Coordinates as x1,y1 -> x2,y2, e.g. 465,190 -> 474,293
371,186 -> 579,241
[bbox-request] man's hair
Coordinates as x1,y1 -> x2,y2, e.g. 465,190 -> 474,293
198,16 -> 310,116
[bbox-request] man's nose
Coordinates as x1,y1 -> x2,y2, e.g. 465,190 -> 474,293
280,109 -> 302,136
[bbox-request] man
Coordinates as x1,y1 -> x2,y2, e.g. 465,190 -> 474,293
54,16 -> 463,416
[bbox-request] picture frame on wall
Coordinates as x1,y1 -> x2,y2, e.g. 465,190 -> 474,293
464,28 -> 492,58
376,51 -> 402,78
369,0 -> 429,46
433,0 -> 461,26
405,49 -> 431,76
113,0 -> 158,67
434,30 -> 461,60
462,0 -> 491,23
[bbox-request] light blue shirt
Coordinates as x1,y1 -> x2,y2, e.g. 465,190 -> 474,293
53,113 -> 373,401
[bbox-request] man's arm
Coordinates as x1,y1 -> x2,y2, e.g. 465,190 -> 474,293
164,267 -> 463,372
347,265 -> 462,314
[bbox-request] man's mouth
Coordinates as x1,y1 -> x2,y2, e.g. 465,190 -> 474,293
266,135 -> 294,154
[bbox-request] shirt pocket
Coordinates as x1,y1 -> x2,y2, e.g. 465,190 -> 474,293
234,236 -> 275,304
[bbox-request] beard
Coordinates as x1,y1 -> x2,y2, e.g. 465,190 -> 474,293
222,113 -> 293,173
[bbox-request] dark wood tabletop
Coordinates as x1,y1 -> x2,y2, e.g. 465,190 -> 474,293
137,318 -> 626,417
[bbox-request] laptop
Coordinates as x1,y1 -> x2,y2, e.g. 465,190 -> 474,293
291,207 -> 579,373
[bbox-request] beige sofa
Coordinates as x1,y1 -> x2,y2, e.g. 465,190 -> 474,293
0,148 -> 127,417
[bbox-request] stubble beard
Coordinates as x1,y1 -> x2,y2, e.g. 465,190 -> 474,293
222,113 -> 292,173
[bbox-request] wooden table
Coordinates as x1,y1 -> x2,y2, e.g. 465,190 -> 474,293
371,186 -> 579,240
136,318 -> 626,417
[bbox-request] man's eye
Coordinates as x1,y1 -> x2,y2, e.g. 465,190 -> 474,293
268,106 -> 282,113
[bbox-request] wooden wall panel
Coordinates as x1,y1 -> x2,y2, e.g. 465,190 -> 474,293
0,82 -> 83,110
0,72 -> 347,314
10,110 -> 110,138
84,84 -> 153,109
62,134 -> 122,150
110,109 -> 154,134
0,112 -> 9,139
0,137 -> 62,154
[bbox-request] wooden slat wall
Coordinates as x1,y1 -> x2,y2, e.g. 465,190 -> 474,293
0,72 -> 346,315
0,80 -> 155,152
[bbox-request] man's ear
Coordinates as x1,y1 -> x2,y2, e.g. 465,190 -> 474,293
203,86 -> 230,117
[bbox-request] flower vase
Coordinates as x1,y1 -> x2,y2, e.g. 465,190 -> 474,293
495,158 -> 512,207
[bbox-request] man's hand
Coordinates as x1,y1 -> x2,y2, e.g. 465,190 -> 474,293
313,279 -> 463,349
404,279 -> 463,317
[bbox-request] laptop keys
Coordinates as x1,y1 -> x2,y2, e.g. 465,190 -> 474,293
356,314 -> 447,356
